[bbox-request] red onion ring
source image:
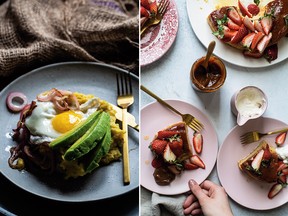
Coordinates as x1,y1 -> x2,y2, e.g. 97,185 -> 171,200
6,92 -> 28,112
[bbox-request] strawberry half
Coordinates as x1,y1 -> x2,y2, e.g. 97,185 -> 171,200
184,160 -> 199,170
193,132 -> 203,154
163,144 -> 176,163
247,4 -> 260,16
251,31 -> 265,50
141,0 -> 150,10
150,139 -> 168,155
260,16 -> 273,35
151,156 -> 164,168
227,7 -> 242,26
238,0 -> 252,18
268,183 -> 283,199
190,155 -> 205,169
257,32 -> 272,53
231,24 -> 248,44
243,16 -> 255,32
157,130 -> 179,139
169,139 -> 183,157
241,32 -> 255,48
251,149 -> 264,170
275,132 -> 287,146
228,19 -> 240,30
140,6 -> 150,18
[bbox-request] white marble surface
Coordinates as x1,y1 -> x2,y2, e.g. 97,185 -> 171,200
140,0 -> 288,215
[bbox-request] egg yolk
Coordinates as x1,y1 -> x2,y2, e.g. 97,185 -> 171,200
52,111 -> 82,133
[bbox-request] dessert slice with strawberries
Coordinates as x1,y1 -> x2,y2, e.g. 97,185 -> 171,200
238,140 -> 288,199
207,0 -> 288,62
150,121 -> 205,185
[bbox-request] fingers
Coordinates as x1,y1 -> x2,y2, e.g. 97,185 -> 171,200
188,179 -> 208,202
200,180 -> 219,191
183,199 -> 202,215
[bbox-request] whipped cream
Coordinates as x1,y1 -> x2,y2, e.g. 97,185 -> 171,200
276,145 -> 288,164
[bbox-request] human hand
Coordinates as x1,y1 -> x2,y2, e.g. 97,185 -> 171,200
183,179 -> 233,216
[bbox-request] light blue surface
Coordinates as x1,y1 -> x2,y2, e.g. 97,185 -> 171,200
140,0 -> 288,215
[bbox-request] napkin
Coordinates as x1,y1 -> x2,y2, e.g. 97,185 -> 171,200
141,187 -> 187,216
0,0 -> 139,78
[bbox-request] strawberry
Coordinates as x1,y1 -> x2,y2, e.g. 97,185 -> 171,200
190,155 -> 205,169
141,0 -> 150,10
262,144 -> 272,161
241,32 -> 255,48
140,6 -> 150,18
260,16 -> 273,35
275,132 -> 287,146
184,160 -> 199,170
248,4 -> 260,16
251,31 -> 265,50
151,156 -> 164,168
169,138 -> 183,157
150,139 -> 168,155
277,162 -> 288,173
157,130 -> 179,139
163,144 -> 176,163
228,19 -> 240,30
264,44 -> 278,62
257,32 -> 272,53
243,16 -> 255,32
223,26 -> 237,40
282,168 -> 288,175
254,19 -> 264,33
251,149 -> 264,170
231,24 -> 248,44
238,0 -> 252,18
227,7 -> 242,26
193,132 -> 203,154
268,183 -> 283,199
149,1 -> 157,15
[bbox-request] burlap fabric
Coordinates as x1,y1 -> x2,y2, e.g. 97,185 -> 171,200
0,0 -> 139,79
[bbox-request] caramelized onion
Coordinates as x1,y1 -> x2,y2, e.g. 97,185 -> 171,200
6,92 -> 28,112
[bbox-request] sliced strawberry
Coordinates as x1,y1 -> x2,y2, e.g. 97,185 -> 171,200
184,160 -> 199,170
238,0 -> 252,18
223,26 -> 238,40
275,132 -> 287,146
141,0 -> 150,10
251,149 -> 264,170
254,19 -> 264,33
190,155 -> 205,169
150,139 -> 168,155
157,130 -> 179,139
231,24 -> 248,44
262,144 -> 272,161
243,16 -> 255,32
277,162 -> 288,173
251,31 -> 265,50
193,132 -> 203,154
228,19 -> 240,30
282,168 -> 288,175
227,7 -> 242,26
248,4 -> 260,16
163,144 -> 176,163
149,1 -> 157,15
268,183 -> 283,199
257,32 -> 272,53
169,139 -> 183,157
241,32 -> 255,48
151,156 -> 164,168
140,6 -> 150,18
260,16 -> 273,35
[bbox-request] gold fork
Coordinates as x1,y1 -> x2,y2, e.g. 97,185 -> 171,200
140,0 -> 170,36
116,72 -> 134,185
240,128 -> 288,145
140,85 -> 203,132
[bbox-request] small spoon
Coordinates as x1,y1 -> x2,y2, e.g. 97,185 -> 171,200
202,40 -> 216,71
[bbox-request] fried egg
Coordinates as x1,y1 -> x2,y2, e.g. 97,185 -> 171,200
25,97 -> 99,144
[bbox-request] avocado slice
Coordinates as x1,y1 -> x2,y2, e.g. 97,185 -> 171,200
49,110 -> 101,149
83,125 -> 112,174
63,111 -> 110,161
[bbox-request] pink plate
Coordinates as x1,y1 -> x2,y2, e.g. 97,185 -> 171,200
217,117 -> 288,210
141,99 -> 218,195
140,0 -> 179,67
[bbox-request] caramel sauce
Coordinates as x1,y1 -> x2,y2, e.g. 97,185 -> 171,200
153,167 -> 175,186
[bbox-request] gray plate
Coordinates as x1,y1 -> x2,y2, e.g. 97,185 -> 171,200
0,62 -> 139,202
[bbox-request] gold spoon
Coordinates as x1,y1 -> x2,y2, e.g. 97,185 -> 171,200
202,40 -> 216,71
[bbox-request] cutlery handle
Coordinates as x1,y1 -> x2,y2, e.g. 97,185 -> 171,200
267,128 -> 288,135
122,108 -> 130,185
140,85 -> 182,116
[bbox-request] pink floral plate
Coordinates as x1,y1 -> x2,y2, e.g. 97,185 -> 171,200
140,0 -> 179,67
217,117 -> 288,210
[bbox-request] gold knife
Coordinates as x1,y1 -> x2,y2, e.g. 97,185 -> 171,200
110,103 -> 139,131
